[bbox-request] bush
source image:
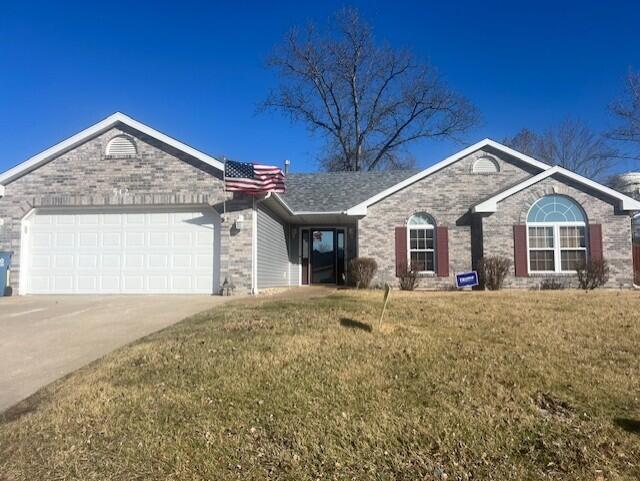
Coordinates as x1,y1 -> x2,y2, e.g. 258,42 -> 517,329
397,261 -> 420,291
539,278 -> 566,290
478,256 -> 511,290
348,257 -> 378,289
576,258 -> 609,290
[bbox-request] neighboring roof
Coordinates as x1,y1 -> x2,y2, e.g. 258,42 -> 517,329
472,165 -> 640,213
0,112 -> 224,185
345,138 -> 551,215
277,169 -> 420,213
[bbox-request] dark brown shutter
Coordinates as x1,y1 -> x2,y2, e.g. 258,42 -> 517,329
395,226 -> 407,277
513,224 -> 528,277
588,224 -> 603,261
436,226 -> 449,277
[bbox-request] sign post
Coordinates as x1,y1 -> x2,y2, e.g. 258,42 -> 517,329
455,271 -> 479,289
379,283 -> 392,327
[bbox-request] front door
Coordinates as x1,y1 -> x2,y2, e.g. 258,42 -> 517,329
311,230 -> 336,284
300,228 -> 347,285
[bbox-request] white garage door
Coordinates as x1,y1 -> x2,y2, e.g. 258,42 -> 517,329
24,208 -> 219,294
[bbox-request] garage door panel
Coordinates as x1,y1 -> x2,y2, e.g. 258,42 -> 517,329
78,276 -> 98,290
78,214 -> 99,225
53,276 -> 73,291
100,276 -> 120,291
26,208 -> 218,294
55,233 -> 74,248
148,254 -> 169,269
149,232 -> 169,248
55,255 -> 74,269
33,232 -> 52,248
125,232 -> 145,248
101,254 -> 121,269
78,255 -> 98,269
102,232 -> 122,248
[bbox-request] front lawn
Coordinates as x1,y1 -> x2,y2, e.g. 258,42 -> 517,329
2,290 -> 640,480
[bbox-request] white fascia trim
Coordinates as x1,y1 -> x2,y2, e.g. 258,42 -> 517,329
472,165 -> 640,213
345,138 -> 551,216
270,192 -> 347,216
271,193 -> 295,215
0,185 -> 4,196
0,112 -> 224,185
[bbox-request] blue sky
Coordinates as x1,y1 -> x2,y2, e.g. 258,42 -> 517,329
1,0 -> 639,174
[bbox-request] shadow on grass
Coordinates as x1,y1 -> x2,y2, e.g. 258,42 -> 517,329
339,318 -> 372,332
614,417 -> 640,435
0,389 -> 51,424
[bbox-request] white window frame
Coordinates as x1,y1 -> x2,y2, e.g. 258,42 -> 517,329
526,221 -> 588,274
407,219 -> 436,274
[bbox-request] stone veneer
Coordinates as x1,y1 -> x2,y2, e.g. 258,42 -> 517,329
0,125 -> 254,294
358,147 -> 635,288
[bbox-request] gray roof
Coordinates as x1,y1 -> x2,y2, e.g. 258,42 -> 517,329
280,170 -> 420,212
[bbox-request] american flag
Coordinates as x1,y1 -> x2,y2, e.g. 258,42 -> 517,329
224,160 -> 285,194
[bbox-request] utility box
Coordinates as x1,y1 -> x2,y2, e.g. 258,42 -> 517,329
0,251 -> 12,296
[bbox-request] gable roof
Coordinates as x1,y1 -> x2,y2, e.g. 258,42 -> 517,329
0,112 -> 224,185
277,169 -> 420,213
345,138 -> 551,215
472,165 -> 640,213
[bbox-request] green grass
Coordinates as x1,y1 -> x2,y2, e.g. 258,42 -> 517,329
2,290 -> 640,480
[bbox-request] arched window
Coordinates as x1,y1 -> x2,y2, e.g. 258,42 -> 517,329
407,212 -> 436,272
472,156 -> 500,174
105,135 -> 137,158
527,195 -> 587,272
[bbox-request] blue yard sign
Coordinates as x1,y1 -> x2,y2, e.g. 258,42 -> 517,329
455,271 -> 479,289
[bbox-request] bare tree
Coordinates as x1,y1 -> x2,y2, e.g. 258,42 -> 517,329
609,69 -> 640,159
504,119 -> 618,180
261,8 -> 478,171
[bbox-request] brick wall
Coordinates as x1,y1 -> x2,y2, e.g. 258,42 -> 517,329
0,125 -> 254,294
482,175 -> 634,288
358,147 -> 539,288
358,148 -> 635,289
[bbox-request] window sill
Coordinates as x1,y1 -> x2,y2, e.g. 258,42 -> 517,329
414,272 -> 436,278
528,272 -> 577,277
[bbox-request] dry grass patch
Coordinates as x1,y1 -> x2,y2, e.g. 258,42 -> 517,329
1,290 -> 640,480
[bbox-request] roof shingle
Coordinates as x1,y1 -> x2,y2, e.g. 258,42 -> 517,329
280,170 -> 419,212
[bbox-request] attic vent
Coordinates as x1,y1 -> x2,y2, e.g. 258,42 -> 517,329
472,156 -> 499,174
105,136 -> 137,157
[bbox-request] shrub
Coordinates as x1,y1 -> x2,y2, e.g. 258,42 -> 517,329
539,278 -> 566,290
576,258 -> 609,290
397,261 -> 420,291
478,256 -> 511,290
348,257 -> 378,289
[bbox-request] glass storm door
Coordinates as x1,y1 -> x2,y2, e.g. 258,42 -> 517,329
336,230 -> 345,285
301,230 -> 310,285
311,230 -> 336,284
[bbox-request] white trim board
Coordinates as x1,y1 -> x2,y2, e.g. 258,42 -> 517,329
0,112 -> 224,185
345,138 -> 551,216
472,165 -> 640,213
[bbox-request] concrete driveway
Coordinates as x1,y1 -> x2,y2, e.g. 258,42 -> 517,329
0,295 -> 232,412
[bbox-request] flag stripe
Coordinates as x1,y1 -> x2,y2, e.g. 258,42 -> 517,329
224,159 -> 286,193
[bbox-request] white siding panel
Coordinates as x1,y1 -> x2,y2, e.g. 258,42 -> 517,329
256,205 -> 290,289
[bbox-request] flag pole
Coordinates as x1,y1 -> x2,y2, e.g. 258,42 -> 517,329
222,158 -> 229,292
